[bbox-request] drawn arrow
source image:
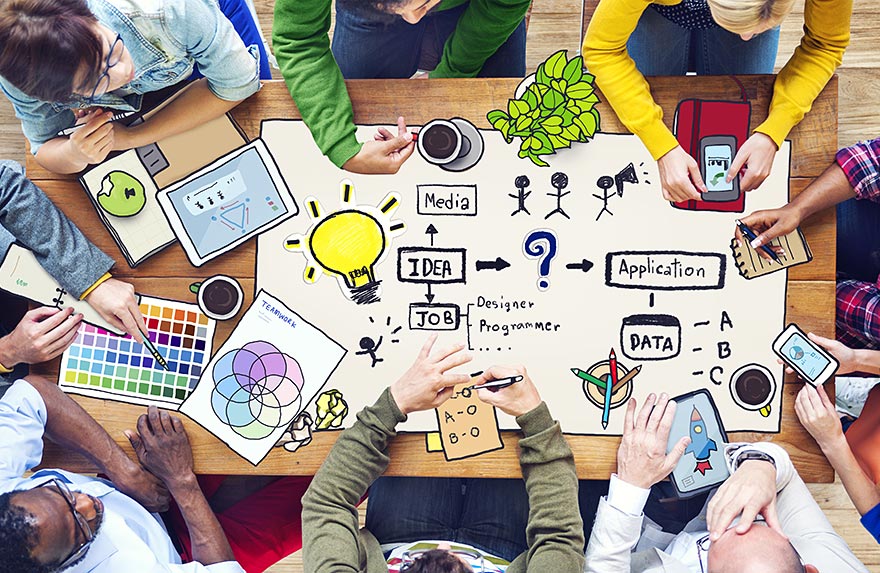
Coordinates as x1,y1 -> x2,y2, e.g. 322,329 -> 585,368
425,283 -> 435,303
565,259 -> 594,273
426,224 -> 438,246
476,257 -> 510,271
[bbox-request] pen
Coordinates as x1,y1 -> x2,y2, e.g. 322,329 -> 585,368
601,374 -> 613,429
735,219 -> 782,264
138,328 -> 169,371
58,111 -> 136,137
469,375 -> 523,391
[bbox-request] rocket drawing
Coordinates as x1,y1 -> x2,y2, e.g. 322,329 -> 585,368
684,407 -> 717,475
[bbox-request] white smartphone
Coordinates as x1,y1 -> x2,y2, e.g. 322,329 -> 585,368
772,324 -> 839,386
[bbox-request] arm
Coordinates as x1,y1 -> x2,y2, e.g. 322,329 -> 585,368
430,0 -> 531,78
754,0 -> 851,149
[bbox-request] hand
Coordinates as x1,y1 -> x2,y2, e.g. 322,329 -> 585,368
474,365 -> 541,417
728,133 -> 778,193
707,459 -> 782,540
389,334 -> 472,415
735,205 -> 801,259
85,278 -> 146,343
125,406 -> 196,492
343,116 -> 416,174
657,146 -> 705,203
107,458 -> 171,512
66,108 -> 116,166
0,307 -> 82,367
616,393 -> 689,489
796,332 -> 857,375
795,384 -> 845,451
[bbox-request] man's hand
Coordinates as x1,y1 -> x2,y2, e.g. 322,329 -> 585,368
795,384 -> 845,451
735,205 -> 801,259
66,109 -> 116,166
728,132 -> 778,193
125,406 -> 197,493
799,333 -> 858,375
657,146 -> 705,203
474,365 -> 541,417
85,278 -> 146,343
0,307 -> 82,367
343,116 -> 416,174
107,458 -> 171,512
389,334 -> 472,415
616,393 -> 689,489
707,458 -> 781,540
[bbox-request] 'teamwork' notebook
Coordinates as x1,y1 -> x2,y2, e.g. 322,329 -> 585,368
0,244 -> 124,335
730,226 -> 813,279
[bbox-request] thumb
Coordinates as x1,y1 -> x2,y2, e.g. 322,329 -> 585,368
762,499 -> 786,538
728,147 -> 748,182
686,158 -> 706,195
753,221 -> 786,248
26,306 -> 62,322
666,436 -> 691,470
380,134 -> 413,155
806,332 -> 836,352
124,430 -> 145,455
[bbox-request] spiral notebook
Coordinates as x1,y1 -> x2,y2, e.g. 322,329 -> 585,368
730,227 -> 812,279
0,244 -> 124,335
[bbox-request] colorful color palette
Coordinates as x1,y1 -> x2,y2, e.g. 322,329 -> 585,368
59,296 -> 216,408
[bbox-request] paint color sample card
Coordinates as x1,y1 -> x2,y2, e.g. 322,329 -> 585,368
435,384 -> 503,461
59,296 -> 216,408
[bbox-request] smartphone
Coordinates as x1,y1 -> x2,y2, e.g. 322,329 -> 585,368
772,324 -> 839,386
699,135 -> 740,202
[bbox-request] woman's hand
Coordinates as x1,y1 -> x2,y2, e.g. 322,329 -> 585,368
657,146 -> 705,202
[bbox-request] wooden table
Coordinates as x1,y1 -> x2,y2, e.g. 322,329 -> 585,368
30,76 -> 837,481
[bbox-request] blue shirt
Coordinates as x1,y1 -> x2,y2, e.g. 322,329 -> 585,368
0,0 -> 261,154
861,503 -> 880,544
0,380 -> 245,573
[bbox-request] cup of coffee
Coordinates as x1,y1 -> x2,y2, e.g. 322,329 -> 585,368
729,363 -> 776,417
190,275 -> 244,321
417,119 -> 464,165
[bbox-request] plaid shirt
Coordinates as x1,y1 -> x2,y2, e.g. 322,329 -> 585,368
837,280 -> 880,349
836,138 -> 880,202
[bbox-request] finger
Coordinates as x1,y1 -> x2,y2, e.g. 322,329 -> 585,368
735,504 -> 760,534
124,429 -> 145,456
661,187 -> 673,202
430,341 -> 466,363
686,159 -> 706,196
34,306 -> 75,334
435,347 -> 473,374
159,409 -> 173,434
710,501 -> 740,540
395,140 -> 417,164
130,300 -> 147,343
118,305 -> 143,343
381,134 -> 414,155
441,373 -> 471,387
656,397 -> 678,438
646,393 -> 670,433
740,169 -> 761,194
170,415 -> 185,433
136,413 -> 154,448
147,406 -> 164,435
77,118 -> 114,143
418,334 -> 438,359
816,384 -> 835,410
727,148 -> 748,182
806,332 -> 836,351
761,500 -> 786,538
433,385 -> 455,406
623,398 -> 637,432
664,436 -> 690,472
376,127 -> 394,141
42,315 -> 83,356
42,309 -> 82,341
24,306 -> 63,322
396,116 -> 408,139
476,365 -> 518,384
635,393 -> 656,430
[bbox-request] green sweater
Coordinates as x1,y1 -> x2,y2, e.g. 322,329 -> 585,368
301,388 -> 585,572
272,0 -> 531,168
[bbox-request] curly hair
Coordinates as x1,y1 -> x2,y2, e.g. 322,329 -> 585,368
400,549 -> 473,573
0,491 -> 49,573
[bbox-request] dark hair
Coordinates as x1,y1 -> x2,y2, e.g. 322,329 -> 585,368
0,491 -> 49,573
335,0 -> 408,22
0,0 -> 104,102
400,550 -> 473,573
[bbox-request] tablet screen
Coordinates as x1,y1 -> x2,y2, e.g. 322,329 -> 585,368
781,332 -> 830,381
703,144 -> 733,193
165,145 -> 289,260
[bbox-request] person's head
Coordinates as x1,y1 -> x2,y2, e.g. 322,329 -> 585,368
400,544 -> 478,573
0,480 -> 104,573
0,0 -> 134,102
707,523 -> 817,573
706,0 -> 796,40
335,0 -> 443,24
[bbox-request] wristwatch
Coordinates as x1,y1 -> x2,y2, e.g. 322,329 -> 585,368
734,450 -> 776,470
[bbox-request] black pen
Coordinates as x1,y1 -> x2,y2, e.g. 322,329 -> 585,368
735,219 -> 782,264
469,375 -> 524,391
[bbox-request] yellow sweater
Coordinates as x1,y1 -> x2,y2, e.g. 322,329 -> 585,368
582,0 -> 851,160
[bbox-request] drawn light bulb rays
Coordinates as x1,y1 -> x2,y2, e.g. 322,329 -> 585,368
285,180 -> 406,304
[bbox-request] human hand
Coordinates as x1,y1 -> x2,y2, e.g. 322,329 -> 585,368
107,457 -> 171,512
474,365 -> 541,417
792,332 -> 855,375
343,116 -> 416,174
66,108 -> 116,166
85,278 -> 146,343
616,393 -> 689,489
125,406 -> 196,493
0,307 -> 82,367
728,132 -> 778,193
795,384 -> 845,451
707,458 -> 781,540
735,206 -> 800,259
657,146 -> 705,202
389,334 -> 472,415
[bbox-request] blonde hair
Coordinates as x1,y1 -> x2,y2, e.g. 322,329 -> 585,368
706,0 -> 796,34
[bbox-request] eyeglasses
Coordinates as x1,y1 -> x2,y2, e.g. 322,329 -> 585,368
696,526 -> 806,573
401,548 -> 486,571
85,33 -> 125,103
40,478 -> 97,570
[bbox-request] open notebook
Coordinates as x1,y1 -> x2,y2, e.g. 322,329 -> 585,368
0,244 -> 123,335
730,227 -> 812,279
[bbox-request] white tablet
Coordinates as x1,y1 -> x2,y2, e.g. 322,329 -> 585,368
157,139 -> 298,266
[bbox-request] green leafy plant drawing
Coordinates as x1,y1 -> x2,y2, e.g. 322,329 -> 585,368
487,50 -> 600,167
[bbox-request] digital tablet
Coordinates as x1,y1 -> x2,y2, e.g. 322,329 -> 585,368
666,389 -> 730,498
157,139 -> 298,266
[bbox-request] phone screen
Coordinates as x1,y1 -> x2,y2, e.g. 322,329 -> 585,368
703,144 -> 733,193
781,332 -> 830,380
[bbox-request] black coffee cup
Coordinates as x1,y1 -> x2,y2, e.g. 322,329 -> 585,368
729,364 -> 776,417
190,275 -> 244,321
417,119 -> 464,165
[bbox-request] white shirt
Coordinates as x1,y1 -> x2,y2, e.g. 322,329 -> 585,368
0,380 -> 244,573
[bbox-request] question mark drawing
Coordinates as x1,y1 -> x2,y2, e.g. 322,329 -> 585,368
523,229 -> 558,291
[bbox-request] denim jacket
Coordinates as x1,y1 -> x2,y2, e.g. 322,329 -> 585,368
0,0 -> 261,154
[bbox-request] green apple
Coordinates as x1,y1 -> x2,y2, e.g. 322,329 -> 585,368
97,170 -> 146,218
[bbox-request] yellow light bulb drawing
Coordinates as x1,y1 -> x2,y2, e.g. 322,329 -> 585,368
285,180 -> 406,304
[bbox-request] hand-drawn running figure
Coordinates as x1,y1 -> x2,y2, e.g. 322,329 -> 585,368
510,175 -> 532,216
356,335 -> 384,367
594,175 -> 615,220
544,172 -> 571,220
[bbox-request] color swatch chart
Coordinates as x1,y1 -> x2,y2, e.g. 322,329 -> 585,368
59,296 -> 216,408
